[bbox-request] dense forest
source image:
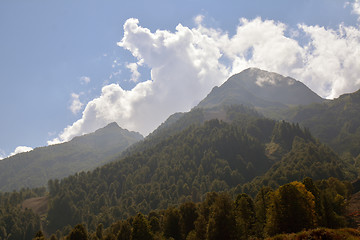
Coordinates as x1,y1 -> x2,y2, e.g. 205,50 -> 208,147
32,177 -> 358,239
280,89 -> 360,157
0,187 -> 46,240
9,106 -> 348,236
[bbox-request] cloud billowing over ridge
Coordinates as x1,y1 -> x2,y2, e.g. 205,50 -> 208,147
48,16 -> 360,145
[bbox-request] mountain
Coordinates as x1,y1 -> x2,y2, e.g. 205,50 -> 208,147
0,122 -> 143,192
1,68 -> 359,238
279,89 -> 360,157
44,106 -> 356,233
197,68 -> 324,114
193,68 -> 360,157
137,68 -> 324,151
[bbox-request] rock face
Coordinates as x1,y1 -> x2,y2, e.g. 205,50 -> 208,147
197,68 -> 324,109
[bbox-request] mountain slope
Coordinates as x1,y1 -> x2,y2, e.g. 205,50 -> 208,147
195,68 -> 360,157
135,68 -> 324,155
197,68 -> 324,110
281,89 -> 360,156
0,122 -> 143,192
45,107 -> 355,233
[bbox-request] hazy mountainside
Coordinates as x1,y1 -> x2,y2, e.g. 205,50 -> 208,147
44,106 -> 355,234
195,68 -> 360,157
130,68 -> 323,153
280,89 -> 360,157
124,105 -> 261,156
0,122 -> 143,192
197,68 -> 324,111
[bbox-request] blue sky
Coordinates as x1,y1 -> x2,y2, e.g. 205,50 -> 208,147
1,0 -> 360,158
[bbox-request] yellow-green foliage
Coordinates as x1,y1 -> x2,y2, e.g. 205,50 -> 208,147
266,228 -> 360,240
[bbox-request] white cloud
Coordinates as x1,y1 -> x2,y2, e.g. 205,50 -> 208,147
80,76 -> 91,84
0,149 -> 6,160
48,17 -> 360,144
48,17 -> 228,144
352,0 -> 360,21
0,146 -> 33,160
69,93 -> 84,115
297,24 -> 360,98
217,17 -> 305,76
126,62 -> 141,82
10,146 -> 33,157
194,15 -> 204,25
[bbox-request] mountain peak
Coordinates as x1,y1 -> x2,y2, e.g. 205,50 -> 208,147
197,68 -> 324,109
232,68 -> 296,87
104,122 -> 120,129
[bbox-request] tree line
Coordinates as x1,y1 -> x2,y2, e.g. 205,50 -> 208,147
34,177 -> 355,240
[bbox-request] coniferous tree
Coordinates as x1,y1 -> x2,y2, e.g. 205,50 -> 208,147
117,221 -> 131,240
235,193 -> 256,239
96,223 -> 104,240
131,213 -> 153,240
179,202 -> 198,239
69,224 -> 88,240
163,207 -> 181,240
206,193 -> 237,240
33,230 -> 45,240
254,186 -> 273,237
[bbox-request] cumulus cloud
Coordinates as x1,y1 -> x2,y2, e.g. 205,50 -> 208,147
48,17 -> 360,144
48,18 -> 228,144
297,24 -> 360,98
80,76 -> 91,84
126,62 -> 141,82
0,146 -> 33,160
352,0 -> 360,21
10,146 -> 33,157
69,93 -> 83,115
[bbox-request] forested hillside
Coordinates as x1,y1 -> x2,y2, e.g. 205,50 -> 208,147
281,89 -> 360,157
0,122 -> 143,192
0,187 -> 46,240
34,178 -> 357,240
42,105 -> 356,235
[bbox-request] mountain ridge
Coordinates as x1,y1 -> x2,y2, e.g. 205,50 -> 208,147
0,122 -> 143,192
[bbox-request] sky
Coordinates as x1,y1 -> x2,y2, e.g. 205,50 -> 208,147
1,0 -> 360,159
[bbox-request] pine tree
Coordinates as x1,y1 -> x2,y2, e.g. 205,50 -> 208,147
235,193 -> 256,239
206,193 -> 237,240
69,224 -> 88,240
164,207 -> 181,240
131,213 -> 153,240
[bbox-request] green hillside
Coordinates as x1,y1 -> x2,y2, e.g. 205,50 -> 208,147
44,177 -> 356,240
43,106 -> 355,234
281,89 -> 360,157
0,122 -> 143,192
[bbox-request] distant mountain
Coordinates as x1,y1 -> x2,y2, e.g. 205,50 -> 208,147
0,122 -> 143,192
197,68 -> 324,111
281,89 -> 360,157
